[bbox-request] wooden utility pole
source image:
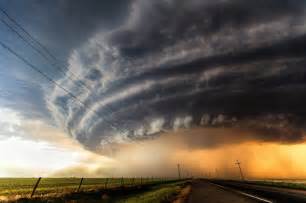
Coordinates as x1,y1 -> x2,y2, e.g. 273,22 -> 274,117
177,164 -> 181,179
235,160 -> 245,181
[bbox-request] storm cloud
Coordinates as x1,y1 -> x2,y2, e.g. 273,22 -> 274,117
47,0 -> 306,151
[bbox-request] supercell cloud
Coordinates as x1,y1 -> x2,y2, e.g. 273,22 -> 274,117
47,0 -> 306,151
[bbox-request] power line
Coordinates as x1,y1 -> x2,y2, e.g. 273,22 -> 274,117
0,7 -> 57,62
0,7 -> 126,128
0,6 -> 75,70
0,13 -> 92,91
0,40 -> 125,134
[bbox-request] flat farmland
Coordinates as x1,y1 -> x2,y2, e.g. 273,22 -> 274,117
0,177 -> 168,199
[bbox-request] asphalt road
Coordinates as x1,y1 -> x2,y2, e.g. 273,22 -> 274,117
187,180 -> 260,203
211,180 -> 306,203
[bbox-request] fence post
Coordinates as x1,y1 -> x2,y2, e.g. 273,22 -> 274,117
121,176 -> 124,187
77,177 -> 84,192
140,177 -> 142,185
104,178 -> 109,189
131,177 -> 135,186
31,177 -> 41,198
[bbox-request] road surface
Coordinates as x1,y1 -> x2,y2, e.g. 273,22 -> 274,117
187,180 -> 260,203
212,180 -> 306,203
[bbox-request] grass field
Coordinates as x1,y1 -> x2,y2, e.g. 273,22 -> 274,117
0,177 -> 172,199
117,181 -> 184,203
247,180 -> 306,191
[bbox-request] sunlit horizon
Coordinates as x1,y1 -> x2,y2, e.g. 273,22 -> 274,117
2,109 -> 306,179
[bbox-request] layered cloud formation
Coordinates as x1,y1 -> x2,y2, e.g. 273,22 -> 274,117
47,0 -> 306,151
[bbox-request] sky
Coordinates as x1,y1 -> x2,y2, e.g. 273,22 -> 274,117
1,0 -> 306,178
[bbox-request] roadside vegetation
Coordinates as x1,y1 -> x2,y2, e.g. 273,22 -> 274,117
0,178 -> 189,202
210,178 -> 306,192
247,180 -> 306,191
117,182 -> 184,203
0,178 -> 165,198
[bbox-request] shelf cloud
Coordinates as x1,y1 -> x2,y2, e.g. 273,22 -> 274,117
46,0 -> 306,151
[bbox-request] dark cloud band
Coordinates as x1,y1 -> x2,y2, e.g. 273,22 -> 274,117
47,0 -> 306,151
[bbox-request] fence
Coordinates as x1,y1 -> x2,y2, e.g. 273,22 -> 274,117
0,177 -> 181,198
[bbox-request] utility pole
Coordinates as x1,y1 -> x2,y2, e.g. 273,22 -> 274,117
235,160 -> 245,181
177,164 -> 181,179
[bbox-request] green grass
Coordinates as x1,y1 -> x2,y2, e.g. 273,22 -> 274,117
247,180 -> 306,191
117,182 -> 183,203
0,177 -> 170,198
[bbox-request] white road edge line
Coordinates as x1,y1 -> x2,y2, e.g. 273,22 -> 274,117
208,182 -> 273,203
